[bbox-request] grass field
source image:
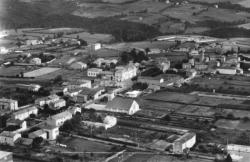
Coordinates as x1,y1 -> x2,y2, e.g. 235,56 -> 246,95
215,119 -> 250,130
24,67 -> 60,77
0,66 -> 26,76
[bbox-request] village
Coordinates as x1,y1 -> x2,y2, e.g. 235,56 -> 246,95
0,26 -> 250,162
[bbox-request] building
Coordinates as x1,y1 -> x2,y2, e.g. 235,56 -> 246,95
182,63 -> 192,70
0,151 -> 13,162
0,98 -> 18,111
91,43 -> 102,51
125,90 -> 142,98
0,131 -> 21,146
6,119 -> 27,133
28,129 -> 47,139
49,99 -> 66,110
115,64 -> 137,82
93,58 -> 118,67
12,105 -> 38,121
70,61 -> 87,70
35,94 -> 60,107
68,106 -> 81,115
105,97 -> 140,115
195,63 -> 208,71
217,67 -> 237,75
103,116 -> 117,129
30,57 -> 41,65
46,111 -> 72,127
41,124 -> 59,140
76,87 -> 105,103
67,79 -> 91,90
173,132 -> 196,153
16,84 -> 41,92
138,76 -> 164,86
87,68 -> 103,77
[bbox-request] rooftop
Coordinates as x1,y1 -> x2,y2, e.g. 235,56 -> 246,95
0,150 -> 12,159
50,111 -> 72,120
175,132 -> 196,144
13,106 -> 37,116
105,97 -> 136,112
0,131 -> 19,138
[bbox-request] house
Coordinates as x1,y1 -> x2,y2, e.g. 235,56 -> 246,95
91,43 -> 102,51
49,99 -> 66,110
65,89 -> 82,97
182,63 -> 192,70
70,61 -> 87,70
195,63 -> 208,71
28,129 -> 47,139
93,58 -> 118,67
125,90 -> 142,98
46,111 -> 72,127
138,76 -> 164,86
0,151 -> 13,162
115,64 -> 137,82
76,87 -> 105,103
30,58 -> 41,65
0,98 -> 18,111
0,131 -> 21,146
35,94 -> 60,107
68,106 -> 81,115
105,97 -> 140,115
6,119 -> 27,133
173,132 -> 196,153
67,79 -> 91,90
12,105 -> 38,121
41,124 -> 59,140
87,68 -> 103,77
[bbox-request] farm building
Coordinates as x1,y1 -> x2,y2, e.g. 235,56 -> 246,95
76,87 -> 105,103
172,132 -> 196,153
16,84 -> 41,92
217,67 -> 237,75
125,90 -> 142,98
70,61 -> 87,70
46,111 -> 72,127
0,98 -> 18,111
0,131 -> 21,146
12,105 -> 38,121
105,97 -> 140,115
87,68 -> 103,77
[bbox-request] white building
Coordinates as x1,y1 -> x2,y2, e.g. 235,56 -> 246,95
0,131 -> 21,146
105,97 -> 140,115
41,124 -> 59,140
0,98 -> 18,111
46,111 -> 73,127
25,39 -> 43,46
17,84 -> 41,92
103,116 -> 117,129
6,119 -> 27,133
93,58 -> 118,67
91,43 -> 101,51
30,58 -> 41,65
49,99 -> 66,110
217,67 -> 237,75
87,68 -> 103,77
70,61 -> 87,70
0,47 -> 9,54
115,64 -> 137,82
35,94 -> 60,107
173,132 -> 196,153
12,105 -> 38,120
125,90 -> 142,98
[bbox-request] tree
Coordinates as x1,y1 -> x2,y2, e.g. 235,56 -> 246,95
224,154 -> 232,162
32,137 -> 43,147
54,75 -> 63,84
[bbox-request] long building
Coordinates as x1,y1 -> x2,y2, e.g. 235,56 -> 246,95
0,98 -> 18,111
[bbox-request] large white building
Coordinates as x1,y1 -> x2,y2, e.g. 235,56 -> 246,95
46,111 -> 72,127
87,68 -> 103,77
114,64 -> 137,82
0,98 -> 18,111
30,58 -> 41,65
0,131 -> 21,146
105,97 -> 140,115
173,132 -> 196,153
12,105 -> 38,120
35,94 -> 60,107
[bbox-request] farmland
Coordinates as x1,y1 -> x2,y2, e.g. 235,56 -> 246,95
23,67 -> 60,77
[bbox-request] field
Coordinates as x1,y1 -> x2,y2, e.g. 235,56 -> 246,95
23,67 -> 60,77
238,23 -> 250,29
0,66 -> 26,76
215,119 -> 250,131
61,137 -> 113,153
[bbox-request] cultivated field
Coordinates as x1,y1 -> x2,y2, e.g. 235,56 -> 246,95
24,67 -> 60,77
